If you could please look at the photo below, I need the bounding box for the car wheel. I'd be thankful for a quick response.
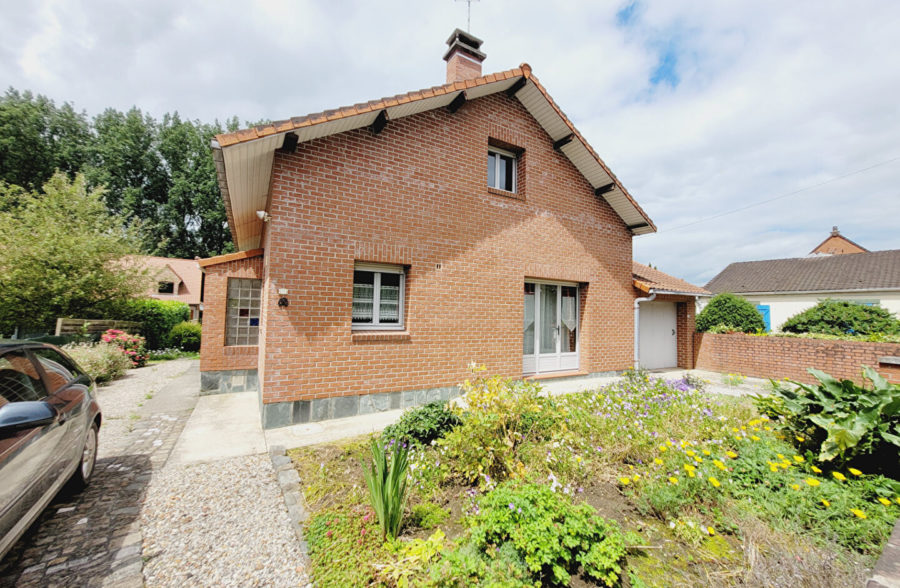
[68,422,98,492]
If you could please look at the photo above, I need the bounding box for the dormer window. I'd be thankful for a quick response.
[488,147,516,192]
[158,281,175,294]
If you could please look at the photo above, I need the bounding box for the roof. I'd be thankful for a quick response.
[212,64,656,251]
[633,262,710,296]
[197,248,264,269]
[705,249,900,294]
[139,256,202,305]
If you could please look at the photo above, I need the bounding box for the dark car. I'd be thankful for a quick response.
[0,342,101,560]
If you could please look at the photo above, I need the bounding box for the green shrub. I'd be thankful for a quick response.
[115,298,190,349]
[758,367,900,471]
[468,482,627,586]
[101,329,147,367]
[382,401,461,447]
[362,437,410,540]
[696,293,766,333]
[63,341,133,383]
[781,299,900,336]
[168,321,201,351]
[410,502,450,529]
[428,540,535,587]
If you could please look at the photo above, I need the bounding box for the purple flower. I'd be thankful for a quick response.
[509,503,515,510]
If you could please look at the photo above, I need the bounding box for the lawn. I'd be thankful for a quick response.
[289,367,900,587]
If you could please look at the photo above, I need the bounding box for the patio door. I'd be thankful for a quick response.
[523,281,579,375]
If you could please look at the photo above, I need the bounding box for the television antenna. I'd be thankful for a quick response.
[455,0,480,32]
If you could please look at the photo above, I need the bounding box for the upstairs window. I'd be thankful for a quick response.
[158,281,175,294]
[352,263,405,330]
[488,147,516,192]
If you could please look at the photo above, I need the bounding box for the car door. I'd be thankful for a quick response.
[0,349,59,550]
[30,347,89,484]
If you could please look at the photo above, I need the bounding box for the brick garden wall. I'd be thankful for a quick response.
[694,333,900,384]
[254,91,636,405]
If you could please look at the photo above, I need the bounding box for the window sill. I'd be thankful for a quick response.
[488,186,525,201]
[224,345,258,353]
[352,331,411,343]
[524,370,588,381]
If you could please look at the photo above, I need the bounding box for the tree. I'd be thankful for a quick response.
[696,292,766,333]
[0,89,92,190]
[0,174,150,335]
[781,299,900,336]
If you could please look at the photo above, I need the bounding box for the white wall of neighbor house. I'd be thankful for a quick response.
[696,290,900,332]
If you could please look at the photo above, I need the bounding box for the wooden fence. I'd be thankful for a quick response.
[55,318,142,336]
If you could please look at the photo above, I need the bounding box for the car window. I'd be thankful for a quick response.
[0,350,49,407]
[32,348,82,393]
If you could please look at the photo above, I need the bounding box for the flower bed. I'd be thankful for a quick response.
[289,368,899,587]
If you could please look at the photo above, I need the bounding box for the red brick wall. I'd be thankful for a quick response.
[251,92,634,404]
[694,333,900,384]
[446,53,482,83]
[200,255,264,372]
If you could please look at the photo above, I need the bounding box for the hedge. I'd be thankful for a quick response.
[116,299,190,349]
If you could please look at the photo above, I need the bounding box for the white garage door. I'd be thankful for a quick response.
[639,301,677,370]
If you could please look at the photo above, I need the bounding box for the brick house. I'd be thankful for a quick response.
[198,30,699,428]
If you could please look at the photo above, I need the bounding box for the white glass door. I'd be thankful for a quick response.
[523,282,579,374]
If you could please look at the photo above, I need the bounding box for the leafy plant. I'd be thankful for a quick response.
[114,298,190,349]
[782,299,900,336]
[759,367,900,469]
[382,401,461,446]
[362,437,410,540]
[722,373,746,387]
[305,507,388,587]
[377,529,446,587]
[100,328,147,367]
[168,320,201,351]
[696,293,766,333]
[410,502,450,529]
[468,482,627,586]
[63,341,134,383]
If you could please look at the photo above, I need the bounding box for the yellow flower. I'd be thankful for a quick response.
[805,478,820,487]
[688,471,696,478]
[713,460,727,471]
[791,484,801,491]
[777,454,786,460]
[793,455,804,463]
[764,426,772,431]
[694,456,703,463]
[796,435,805,442]
[685,450,696,457]
[667,440,674,447]
[731,427,739,433]
[702,449,711,456]
[895,497,900,505]
[709,477,721,488]
[726,451,738,459]
[576,456,582,463]
[833,472,846,481]
[878,497,892,506]
[811,466,822,474]
[751,435,761,441]
[851,509,867,519]
[848,468,862,477]
[669,477,679,485]
[821,499,830,507]
[707,526,715,536]
[659,445,668,452]
[633,474,640,481]
[619,477,631,486]
[654,458,664,465]
[769,465,779,473]
[628,465,634,470]
[780,461,791,469]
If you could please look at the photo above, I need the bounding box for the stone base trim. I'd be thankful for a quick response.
[260,385,461,429]
[200,369,259,395]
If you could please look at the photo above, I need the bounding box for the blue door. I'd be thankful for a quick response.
[756,305,771,332]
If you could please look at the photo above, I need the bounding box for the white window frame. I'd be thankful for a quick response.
[352,262,406,331]
[488,146,517,193]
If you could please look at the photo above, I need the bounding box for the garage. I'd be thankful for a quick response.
[638,301,678,370]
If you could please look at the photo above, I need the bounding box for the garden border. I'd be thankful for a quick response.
[268,445,311,556]
[867,519,900,588]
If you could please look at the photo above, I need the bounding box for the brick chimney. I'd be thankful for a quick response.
[443,28,486,83]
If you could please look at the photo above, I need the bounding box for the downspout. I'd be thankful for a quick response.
[633,291,657,369]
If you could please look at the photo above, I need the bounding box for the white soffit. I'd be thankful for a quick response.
[222,134,282,250]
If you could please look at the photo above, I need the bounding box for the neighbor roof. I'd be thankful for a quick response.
[212,64,656,251]
[140,256,202,305]
[705,249,900,294]
[633,262,710,296]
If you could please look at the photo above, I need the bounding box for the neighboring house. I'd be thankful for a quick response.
[139,256,203,321]
[632,262,710,370]
[198,30,700,429]
[702,230,900,331]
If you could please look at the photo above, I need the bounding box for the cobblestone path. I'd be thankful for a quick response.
[0,359,199,588]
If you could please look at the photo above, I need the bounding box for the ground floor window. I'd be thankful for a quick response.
[352,263,405,330]
[226,278,261,346]
[523,281,579,374]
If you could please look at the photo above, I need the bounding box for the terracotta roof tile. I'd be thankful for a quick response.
[633,262,709,296]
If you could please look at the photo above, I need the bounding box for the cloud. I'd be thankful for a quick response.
[1,0,899,284]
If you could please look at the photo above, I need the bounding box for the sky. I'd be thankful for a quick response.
[2,0,899,285]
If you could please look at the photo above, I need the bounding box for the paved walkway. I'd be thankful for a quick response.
[0,359,198,587]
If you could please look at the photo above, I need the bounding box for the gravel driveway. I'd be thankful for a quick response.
[0,359,309,587]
